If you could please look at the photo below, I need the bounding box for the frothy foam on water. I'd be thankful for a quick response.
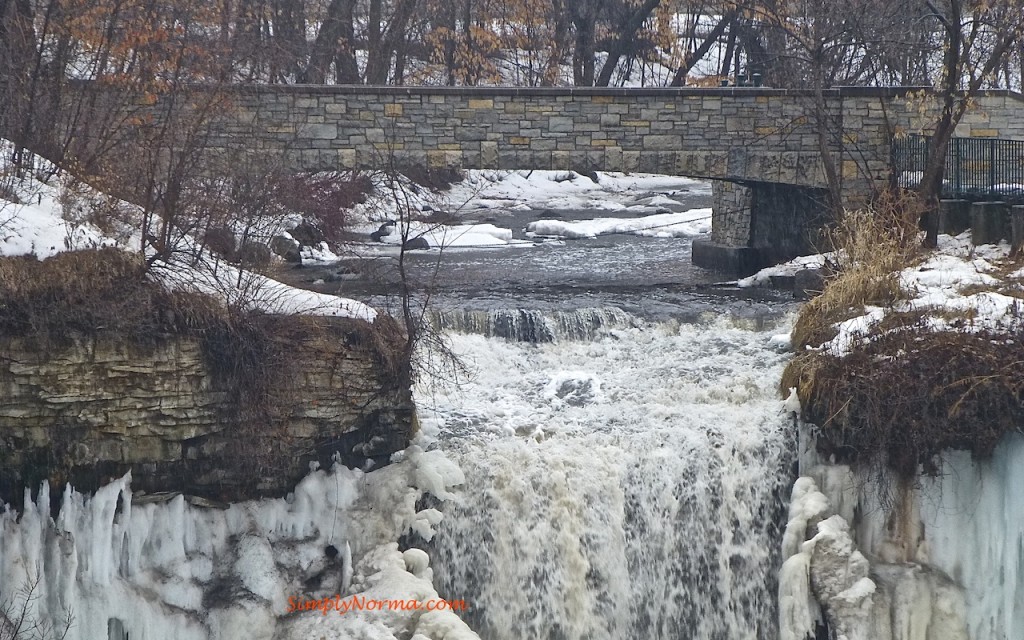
[417,316,797,640]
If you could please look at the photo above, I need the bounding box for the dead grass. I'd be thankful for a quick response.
[784,192,1024,478]
[791,197,922,349]
[0,248,229,346]
[783,318,1024,477]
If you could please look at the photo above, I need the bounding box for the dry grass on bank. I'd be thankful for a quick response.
[790,198,921,350]
[783,316,1024,476]
[783,195,1024,477]
[0,248,229,344]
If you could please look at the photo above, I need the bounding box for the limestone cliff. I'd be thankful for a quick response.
[0,316,415,505]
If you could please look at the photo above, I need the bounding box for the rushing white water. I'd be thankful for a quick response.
[415,309,797,640]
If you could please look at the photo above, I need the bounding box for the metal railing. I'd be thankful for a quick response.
[892,134,1024,199]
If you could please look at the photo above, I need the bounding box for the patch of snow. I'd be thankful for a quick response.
[150,253,378,322]
[738,254,830,288]
[444,170,709,213]
[0,180,119,257]
[804,235,1024,355]
[374,220,531,249]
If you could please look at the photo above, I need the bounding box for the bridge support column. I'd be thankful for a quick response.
[692,181,761,276]
[693,181,833,276]
[971,201,1009,245]
[938,199,971,235]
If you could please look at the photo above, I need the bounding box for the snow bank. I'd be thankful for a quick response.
[150,252,377,321]
[445,170,710,212]
[373,220,530,249]
[738,253,831,288]
[786,232,1024,355]
[0,148,377,323]
[0,179,115,258]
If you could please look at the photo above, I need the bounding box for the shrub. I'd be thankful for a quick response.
[276,171,373,244]
[401,166,463,192]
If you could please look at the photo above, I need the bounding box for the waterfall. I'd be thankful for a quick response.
[426,307,641,342]
[416,315,797,640]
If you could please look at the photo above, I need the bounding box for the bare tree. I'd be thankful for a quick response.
[917,0,1023,247]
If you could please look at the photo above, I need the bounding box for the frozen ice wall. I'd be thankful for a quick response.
[417,312,797,640]
[916,435,1024,639]
[788,432,1024,640]
[0,446,477,640]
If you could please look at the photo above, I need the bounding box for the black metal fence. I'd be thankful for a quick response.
[891,134,1024,200]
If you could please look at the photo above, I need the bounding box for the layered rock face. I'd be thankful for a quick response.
[0,317,415,504]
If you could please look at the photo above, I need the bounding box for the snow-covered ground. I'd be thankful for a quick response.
[344,170,712,253]
[0,156,376,321]
[0,173,116,258]
[739,231,1024,355]
[370,220,533,250]
[526,208,711,239]
[824,234,1019,356]
[447,170,711,213]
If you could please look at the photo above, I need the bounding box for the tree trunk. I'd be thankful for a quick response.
[365,0,418,84]
[302,0,359,83]
[595,0,660,87]
[670,12,734,86]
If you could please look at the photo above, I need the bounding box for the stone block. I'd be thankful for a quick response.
[971,201,1009,245]
[481,141,498,167]
[548,116,574,133]
[691,239,764,276]
[642,135,679,150]
[455,128,487,142]
[299,123,337,140]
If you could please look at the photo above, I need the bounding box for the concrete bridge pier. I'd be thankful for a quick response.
[692,181,832,276]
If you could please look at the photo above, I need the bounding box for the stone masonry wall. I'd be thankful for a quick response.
[201,87,1022,196]
[0,319,414,503]
[218,86,843,189]
[711,181,752,246]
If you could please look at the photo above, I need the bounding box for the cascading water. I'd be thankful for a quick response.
[414,307,798,640]
[427,307,640,342]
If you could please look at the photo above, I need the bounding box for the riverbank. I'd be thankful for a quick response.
[766,213,1024,639]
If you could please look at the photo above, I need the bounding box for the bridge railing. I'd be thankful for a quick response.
[892,134,1024,200]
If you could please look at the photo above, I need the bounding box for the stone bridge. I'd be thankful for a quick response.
[54,84,1023,273]
[211,85,1023,273]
